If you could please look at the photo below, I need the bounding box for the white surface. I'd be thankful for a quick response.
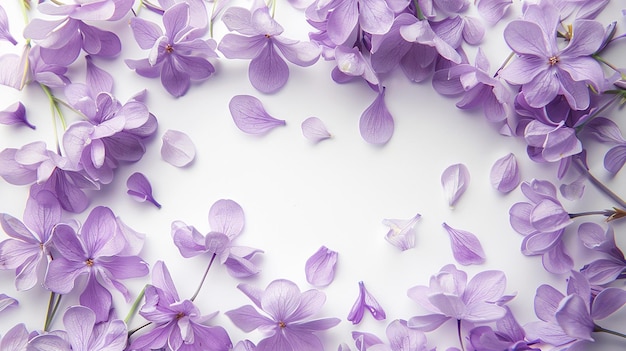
[0,1,624,350]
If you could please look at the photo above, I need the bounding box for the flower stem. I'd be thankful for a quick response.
[595,324,626,339]
[40,84,67,154]
[573,158,626,208]
[43,292,62,331]
[190,253,217,302]
[128,321,152,337]
[593,54,626,78]
[569,210,615,219]
[124,286,146,325]
[457,319,465,351]
[493,51,515,78]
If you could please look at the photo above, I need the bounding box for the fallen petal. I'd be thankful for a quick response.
[441,163,470,207]
[443,222,486,265]
[490,153,519,193]
[383,213,421,251]
[347,281,386,324]
[0,294,18,313]
[305,245,338,287]
[359,88,394,145]
[229,95,286,134]
[0,102,35,129]
[126,172,161,208]
[301,117,331,143]
[161,129,196,167]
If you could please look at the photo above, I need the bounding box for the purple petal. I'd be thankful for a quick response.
[462,16,484,45]
[347,281,386,324]
[591,287,626,320]
[225,305,275,332]
[0,5,17,45]
[555,294,594,341]
[542,241,574,274]
[0,102,35,129]
[489,153,520,193]
[359,89,394,145]
[86,55,113,95]
[229,95,286,134]
[171,221,207,257]
[441,163,470,207]
[464,270,506,304]
[476,0,512,25]
[301,117,331,143]
[130,17,163,50]
[442,222,486,265]
[604,145,626,174]
[529,199,572,232]
[358,0,394,35]
[0,294,18,313]
[273,37,320,67]
[249,43,289,94]
[584,117,626,144]
[559,176,585,200]
[209,199,245,239]
[161,58,191,97]
[161,129,196,167]
[383,213,421,251]
[126,172,161,208]
[305,246,338,287]
[0,324,29,350]
[407,314,450,332]
[63,305,96,350]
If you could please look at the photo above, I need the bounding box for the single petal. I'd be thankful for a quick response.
[542,240,574,274]
[161,58,190,97]
[261,279,301,321]
[441,163,470,207]
[462,16,484,45]
[604,145,626,174]
[126,172,161,208]
[406,313,450,332]
[490,153,520,193]
[209,199,245,239]
[85,55,113,96]
[161,129,196,167]
[305,246,338,287]
[383,213,421,251]
[171,221,206,257]
[301,117,331,143]
[229,95,286,134]
[503,20,550,57]
[225,305,275,332]
[273,37,320,67]
[591,287,626,320]
[463,270,506,305]
[555,295,594,341]
[442,222,486,265]
[358,0,394,35]
[530,199,572,232]
[63,305,96,350]
[0,294,18,313]
[359,89,394,145]
[249,43,289,94]
[476,0,512,25]
[130,17,163,50]
[0,102,35,129]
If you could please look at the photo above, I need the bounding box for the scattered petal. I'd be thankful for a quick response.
[383,213,421,251]
[559,176,585,200]
[229,95,286,134]
[301,117,331,143]
[161,129,196,167]
[126,172,161,208]
[0,102,35,129]
[443,222,486,265]
[305,246,338,287]
[490,153,519,193]
[347,281,386,324]
[359,88,394,145]
[0,294,18,313]
[441,163,470,207]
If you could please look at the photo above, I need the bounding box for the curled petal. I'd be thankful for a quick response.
[359,89,394,145]
[347,281,386,324]
[441,163,470,207]
[489,153,519,193]
[301,117,331,143]
[476,0,512,25]
[161,129,196,167]
[126,172,161,208]
[442,222,486,265]
[229,95,286,134]
[0,102,34,129]
[305,246,338,287]
[0,294,18,313]
[383,213,421,251]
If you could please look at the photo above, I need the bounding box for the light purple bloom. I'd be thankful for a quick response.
[128,261,232,351]
[407,264,507,331]
[225,279,341,351]
[468,306,538,351]
[442,223,486,266]
[62,305,127,351]
[383,213,421,251]
[302,117,332,143]
[127,172,161,208]
[498,3,605,109]
[126,2,218,97]
[161,129,196,167]
[0,4,17,45]
[490,153,520,193]
[218,5,320,93]
[399,17,462,65]
[347,281,386,324]
[0,44,70,91]
[0,294,17,314]
[578,223,626,285]
[229,95,286,135]
[360,88,394,145]
[305,245,338,287]
[441,163,470,207]
[44,206,149,322]
[0,102,34,129]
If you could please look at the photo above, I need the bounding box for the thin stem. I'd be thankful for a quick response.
[493,51,515,78]
[43,292,62,331]
[594,324,626,339]
[569,210,615,219]
[128,321,152,337]
[593,54,626,78]
[456,319,465,351]
[209,0,219,38]
[190,253,217,302]
[125,286,146,324]
[573,158,626,208]
[40,84,67,154]
[20,0,30,25]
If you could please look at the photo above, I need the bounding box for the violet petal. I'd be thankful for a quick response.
[442,222,486,265]
[305,246,338,287]
[229,95,286,134]
[161,129,196,167]
[301,117,331,143]
[126,172,161,208]
[489,153,519,193]
[441,163,470,207]
[0,294,18,313]
[0,102,35,129]
[347,281,386,324]
[383,213,421,251]
[359,88,394,145]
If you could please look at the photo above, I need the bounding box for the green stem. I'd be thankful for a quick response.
[43,292,62,331]
[124,286,146,325]
[595,324,626,339]
[190,253,217,302]
[20,0,30,25]
[40,84,66,154]
[209,0,219,38]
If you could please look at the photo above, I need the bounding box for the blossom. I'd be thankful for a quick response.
[218,5,320,93]
[382,213,421,251]
[128,261,232,351]
[407,264,508,331]
[126,2,218,97]
[347,281,386,324]
[305,246,338,287]
[44,206,149,322]
[498,3,605,110]
[225,279,340,351]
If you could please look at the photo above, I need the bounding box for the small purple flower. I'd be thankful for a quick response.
[225,279,341,351]
[161,129,196,167]
[347,281,386,324]
[229,95,286,135]
[490,153,520,193]
[441,163,470,207]
[127,172,161,208]
[442,222,486,266]
[383,213,421,251]
[62,305,127,351]
[305,245,338,287]
[0,102,35,129]
[301,117,332,143]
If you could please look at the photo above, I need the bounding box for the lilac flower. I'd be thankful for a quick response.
[498,3,605,109]
[218,5,320,93]
[360,88,394,145]
[172,199,263,278]
[407,264,507,331]
[44,206,149,322]
[225,279,341,351]
[490,153,520,193]
[128,261,232,351]
[475,0,513,25]
[0,294,17,314]
[0,102,35,129]
[0,190,60,290]
[62,305,127,351]
[382,213,421,251]
[229,95,286,135]
[302,117,332,143]
[127,172,161,208]
[399,17,462,65]
[578,223,626,285]
[305,245,338,287]
[0,4,17,45]
[0,45,70,91]
[442,223,486,266]
[347,281,386,324]
[332,45,380,86]
[161,129,196,167]
[468,307,538,351]
[126,3,218,97]
[441,163,470,207]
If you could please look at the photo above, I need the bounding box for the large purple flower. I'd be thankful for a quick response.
[498,3,605,110]
[218,5,320,93]
[126,2,218,97]
[225,279,341,351]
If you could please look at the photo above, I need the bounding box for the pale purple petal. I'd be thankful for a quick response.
[226,305,275,333]
[462,16,484,45]
[130,17,163,50]
[0,324,29,351]
[407,314,450,332]
[584,117,626,144]
[560,176,585,200]
[529,199,572,232]
[126,172,161,208]
[591,287,626,320]
[63,305,96,350]
[171,221,206,257]
[0,294,18,313]
[555,294,594,341]
[249,43,289,94]
[161,129,196,167]
[358,0,394,35]
[161,58,190,97]
[305,246,338,287]
[604,145,626,174]
[503,20,550,57]
[383,213,421,251]
[347,281,386,324]
[301,117,331,143]
[0,102,35,129]
[359,89,394,145]
[489,153,520,193]
[476,0,512,25]
[209,199,245,238]
[464,270,506,305]
[0,5,17,45]
[441,163,470,207]
[86,55,113,95]
[229,95,286,134]
[273,37,320,67]
[542,241,574,274]
[442,222,486,265]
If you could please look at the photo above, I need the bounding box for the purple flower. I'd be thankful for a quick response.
[172,199,263,278]
[499,3,605,109]
[305,246,338,287]
[128,261,232,351]
[0,102,35,129]
[490,153,520,193]
[0,45,70,91]
[161,129,196,167]
[407,264,508,331]
[44,206,149,322]
[442,222,486,266]
[126,2,218,97]
[127,172,161,208]
[332,45,380,86]
[441,163,470,207]
[229,95,286,135]
[0,190,60,290]
[0,4,17,45]
[347,281,386,324]
[225,279,341,351]
[218,5,320,93]
[382,213,421,251]
[468,307,538,351]
[62,305,127,351]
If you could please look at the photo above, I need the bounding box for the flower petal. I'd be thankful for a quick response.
[442,222,486,265]
[489,153,520,193]
[161,129,196,167]
[249,43,289,94]
[229,95,286,134]
[126,172,161,208]
[383,213,421,251]
[359,89,394,145]
[305,246,338,287]
[0,102,35,129]
[301,117,331,143]
[441,163,470,207]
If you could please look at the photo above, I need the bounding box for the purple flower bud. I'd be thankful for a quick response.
[347,281,386,324]
[229,95,286,135]
[305,245,338,287]
[490,153,520,193]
